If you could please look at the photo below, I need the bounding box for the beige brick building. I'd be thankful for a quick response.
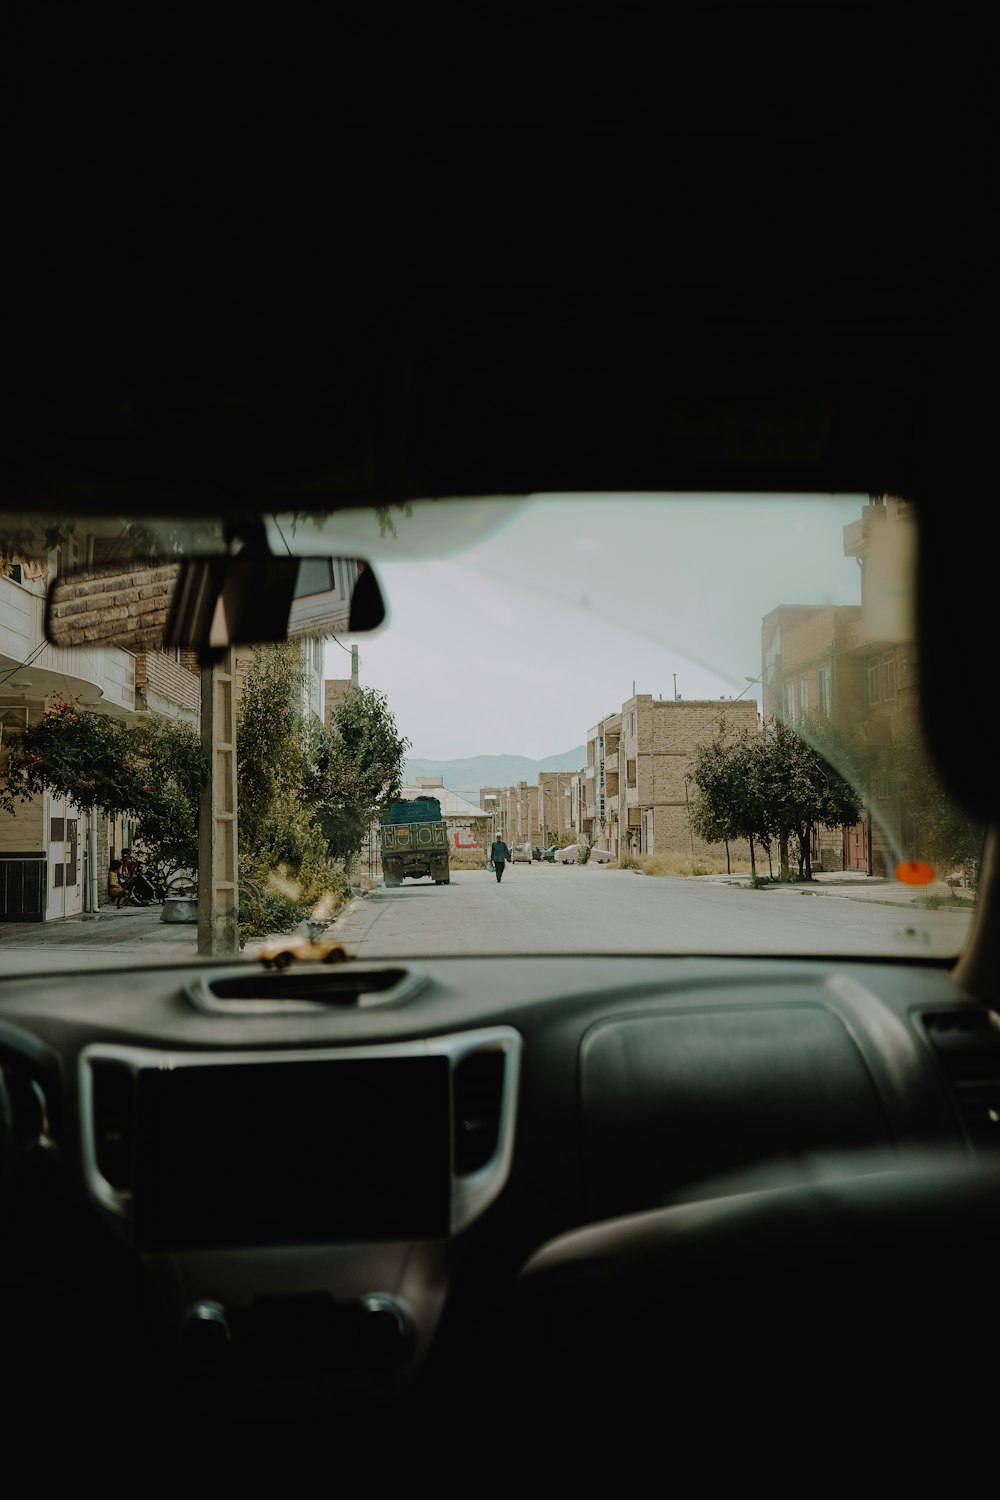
[536,770,577,845]
[480,782,538,848]
[585,696,760,861]
[759,495,920,875]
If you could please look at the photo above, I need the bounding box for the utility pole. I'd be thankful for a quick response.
[198,650,239,956]
[351,643,359,687]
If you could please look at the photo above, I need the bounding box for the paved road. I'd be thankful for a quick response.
[332,865,973,960]
[0,866,974,974]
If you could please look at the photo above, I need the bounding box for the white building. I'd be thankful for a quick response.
[0,540,203,921]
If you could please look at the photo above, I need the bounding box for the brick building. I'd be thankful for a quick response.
[480,782,537,849]
[585,695,760,860]
[758,495,920,874]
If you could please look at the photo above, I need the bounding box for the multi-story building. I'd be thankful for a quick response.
[759,604,865,870]
[759,495,919,875]
[536,770,579,845]
[479,782,538,849]
[586,695,759,860]
[1,544,200,920]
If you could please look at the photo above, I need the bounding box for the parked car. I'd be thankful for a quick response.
[552,844,578,863]
[587,846,614,864]
[510,843,533,863]
[2,2,998,1478]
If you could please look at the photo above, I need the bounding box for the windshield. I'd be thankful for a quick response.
[0,493,980,970]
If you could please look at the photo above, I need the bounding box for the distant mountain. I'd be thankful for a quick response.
[403,748,586,803]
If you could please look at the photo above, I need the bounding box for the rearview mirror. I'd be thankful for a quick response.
[45,554,386,660]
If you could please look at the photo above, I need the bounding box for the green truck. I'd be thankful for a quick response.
[380,797,451,886]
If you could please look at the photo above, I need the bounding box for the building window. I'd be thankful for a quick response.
[867,657,880,706]
[881,651,896,701]
[784,682,797,722]
[799,678,809,715]
[817,666,831,714]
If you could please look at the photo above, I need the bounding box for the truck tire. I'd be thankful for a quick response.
[432,857,450,884]
[384,863,402,888]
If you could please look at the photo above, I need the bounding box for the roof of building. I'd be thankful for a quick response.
[397,785,487,820]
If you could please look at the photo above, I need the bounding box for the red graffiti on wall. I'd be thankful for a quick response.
[452,832,482,849]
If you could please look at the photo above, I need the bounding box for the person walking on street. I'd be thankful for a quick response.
[490,836,511,883]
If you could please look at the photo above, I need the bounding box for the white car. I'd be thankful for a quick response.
[553,844,612,864]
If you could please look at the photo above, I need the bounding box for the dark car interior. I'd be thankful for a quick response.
[4,2,1000,1466]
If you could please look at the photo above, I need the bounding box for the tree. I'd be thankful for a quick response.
[235,643,349,939]
[310,685,410,864]
[760,717,862,880]
[687,714,864,883]
[1,698,204,876]
[687,718,769,879]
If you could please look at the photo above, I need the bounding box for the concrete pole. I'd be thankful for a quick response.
[198,650,239,956]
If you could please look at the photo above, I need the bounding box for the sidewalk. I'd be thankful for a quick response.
[692,869,972,907]
[0,901,202,972]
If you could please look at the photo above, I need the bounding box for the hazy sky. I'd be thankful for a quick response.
[321,494,867,763]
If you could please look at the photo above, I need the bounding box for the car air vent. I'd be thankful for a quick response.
[921,1009,1000,1155]
[89,1058,135,1191]
[453,1048,507,1175]
[184,966,428,1014]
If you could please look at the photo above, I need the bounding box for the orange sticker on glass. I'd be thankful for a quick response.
[896,860,935,886]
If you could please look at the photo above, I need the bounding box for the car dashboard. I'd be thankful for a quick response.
[2,950,998,1442]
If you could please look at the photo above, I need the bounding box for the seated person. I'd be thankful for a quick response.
[108,859,125,906]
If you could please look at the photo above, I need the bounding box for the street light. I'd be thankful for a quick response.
[730,673,762,704]
[540,786,558,845]
[483,794,497,848]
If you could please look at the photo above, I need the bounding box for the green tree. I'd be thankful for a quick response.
[687,714,864,883]
[309,685,411,864]
[235,643,349,939]
[688,718,769,879]
[1,698,204,875]
[761,717,862,880]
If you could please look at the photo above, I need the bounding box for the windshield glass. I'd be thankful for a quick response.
[0,493,980,970]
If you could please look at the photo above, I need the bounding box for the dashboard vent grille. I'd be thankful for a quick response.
[922,1009,1000,1155]
[453,1049,506,1175]
[89,1059,135,1190]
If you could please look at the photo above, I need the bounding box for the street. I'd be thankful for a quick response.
[0,864,973,974]
[311,864,972,960]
